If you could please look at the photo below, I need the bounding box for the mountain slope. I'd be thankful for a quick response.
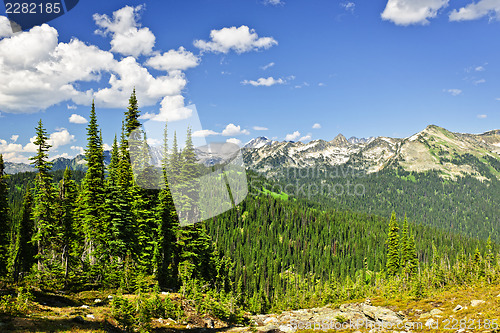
[243,125,500,180]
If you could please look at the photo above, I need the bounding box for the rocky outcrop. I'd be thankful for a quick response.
[228,301,405,332]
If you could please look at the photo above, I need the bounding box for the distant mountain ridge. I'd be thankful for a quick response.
[5,125,500,181]
[242,125,500,180]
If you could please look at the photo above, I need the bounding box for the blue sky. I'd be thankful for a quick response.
[0,0,499,163]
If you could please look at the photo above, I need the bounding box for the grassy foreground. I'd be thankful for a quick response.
[1,283,500,332]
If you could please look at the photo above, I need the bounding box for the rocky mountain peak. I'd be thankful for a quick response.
[330,133,348,146]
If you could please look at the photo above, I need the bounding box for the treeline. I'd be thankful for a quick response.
[270,165,500,241]
[205,191,499,312]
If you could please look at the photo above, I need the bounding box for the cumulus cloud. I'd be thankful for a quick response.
[0,24,114,113]
[253,126,269,131]
[222,124,250,136]
[381,0,449,25]
[1,128,74,162]
[49,153,71,160]
[48,128,75,150]
[450,0,500,21]
[94,5,155,57]
[194,25,277,54]
[299,134,312,141]
[67,104,77,110]
[69,114,88,124]
[241,77,286,86]
[71,145,85,155]
[285,131,300,141]
[226,138,242,146]
[0,16,14,38]
[145,47,200,72]
[312,123,321,129]
[193,129,219,138]
[444,88,462,96]
[140,95,193,122]
[477,114,487,119]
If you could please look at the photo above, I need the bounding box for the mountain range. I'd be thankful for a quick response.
[5,125,500,181]
[242,125,500,180]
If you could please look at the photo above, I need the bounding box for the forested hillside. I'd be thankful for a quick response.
[1,91,499,332]
[269,166,500,242]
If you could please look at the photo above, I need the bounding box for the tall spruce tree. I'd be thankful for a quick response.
[386,211,399,276]
[30,120,56,272]
[10,186,35,282]
[0,154,10,277]
[58,167,77,279]
[77,102,107,267]
[125,88,141,136]
[155,122,178,287]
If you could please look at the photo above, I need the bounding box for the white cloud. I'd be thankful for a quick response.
[0,24,115,113]
[261,62,275,70]
[140,95,193,122]
[285,131,301,141]
[91,56,188,110]
[145,47,200,72]
[264,0,284,5]
[1,152,29,164]
[241,77,285,86]
[474,79,486,85]
[93,5,155,57]
[299,134,312,141]
[69,114,88,124]
[49,153,71,160]
[71,145,85,155]
[450,0,500,21]
[222,124,250,136]
[381,0,449,25]
[194,25,277,54]
[193,129,219,138]
[477,114,487,119]
[67,104,77,110]
[226,138,242,146]
[1,128,74,162]
[147,138,161,146]
[341,1,356,12]
[318,82,325,86]
[48,128,75,150]
[312,123,321,129]
[475,66,486,71]
[103,143,112,151]
[0,16,14,38]
[253,126,269,131]
[444,88,462,96]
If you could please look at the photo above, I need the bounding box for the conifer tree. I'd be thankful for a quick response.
[175,128,215,282]
[155,122,178,287]
[0,154,10,277]
[105,136,133,260]
[77,102,107,266]
[58,167,77,279]
[125,88,141,136]
[385,211,399,276]
[407,233,418,276]
[30,120,56,272]
[399,214,409,269]
[10,186,35,282]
